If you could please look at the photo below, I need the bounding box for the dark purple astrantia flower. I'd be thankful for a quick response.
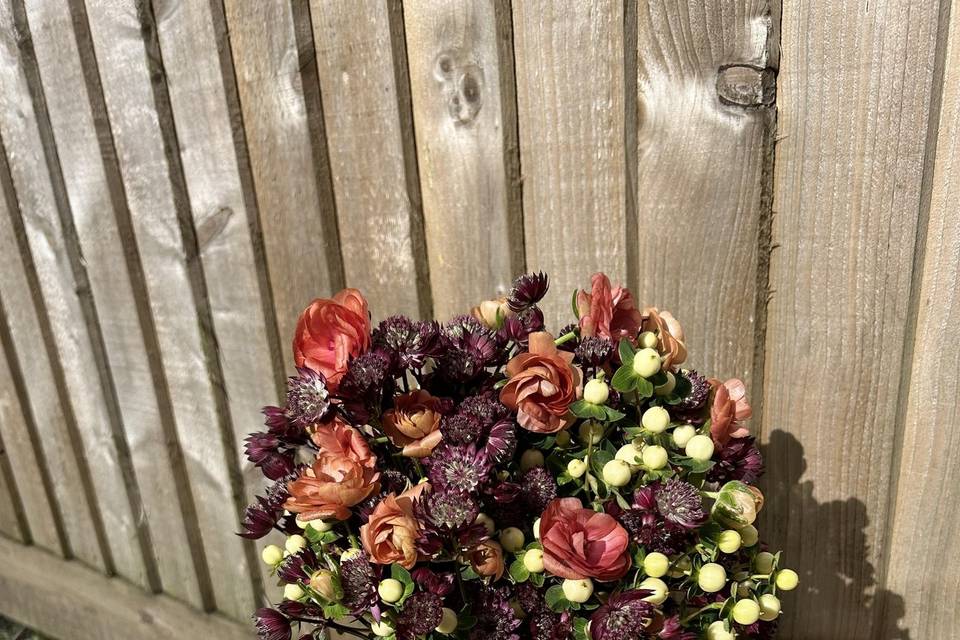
[412,567,455,596]
[459,393,510,426]
[576,336,614,367]
[239,471,298,539]
[397,592,444,640]
[285,367,332,426]
[485,418,517,464]
[615,482,701,555]
[425,443,492,494]
[244,431,296,480]
[500,306,546,345]
[529,611,573,640]
[339,350,390,399]
[254,607,291,640]
[276,546,318,584]
[707,436,764,484]
[339,550,378,613]
[438,315,500,381]
[658,616,696,640]
[416,490,487,554]
[590,590,662,640]
[468,584,522,640]
[442,413,485,445]
[521,467,557,513]
[373,315,442,373]
[655,479,707,529]
[672,370,710,425]
[507,271,549,312]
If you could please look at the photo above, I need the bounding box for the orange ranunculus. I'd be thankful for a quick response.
[293,289,371,390]
[709,378,751,448]
[471,298,511,330]
[360,483,429,569]
[575,273,643,341]
[641,307,686,369]
[499,332,581,434]
[310,418,378,471]
[540,497,631,582]
[468,540,505,581]
[381,390,444,458]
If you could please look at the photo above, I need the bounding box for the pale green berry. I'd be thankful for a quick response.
[706,620,736,640]
[740,524,759,547]
[261,544,284,566]
[717,530,742,554]
[754,552,776,575]
[632,348,662,377]
[285,534,307,555]
[436,608,458,634]
[283,583,305,601]
[499,527,525,553]
[533,518,541,539]
[638,577,668,604]
[584,379,610,405]
[340,548,363,562]
[615,443,641,465]
[775,569,799,591]
[654,371,677,396]
[578,421,605,445]
[371,620,395,637]
[759,593,781,621]
[641,406,670,433]
[520,449,545,471]
[732,599,761,625]
[475,513,495,535]
[642,445,668,470]
[638,331,658,349]
[523,548,544,573]
[685,434,715,461]
[378,578,404,603]
[698,563,727,593]
[642,552,669,578]
[602,459,632,487]
[555,430,572,447]
[672,425,697,449]
[567,458,588,478]
[562,578,594,603]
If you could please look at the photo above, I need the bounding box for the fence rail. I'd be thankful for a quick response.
[0,1,956,638]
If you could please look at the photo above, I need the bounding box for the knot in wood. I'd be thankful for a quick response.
[716,64,776,108]
[433,49,484,125]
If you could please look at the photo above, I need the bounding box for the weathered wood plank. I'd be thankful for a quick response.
[0,427,22,541]
[512,1,627,328]
[223,0,342,342]
[0,537,253,640]
[0,0,145,581]
[635,0,777,391]
[403,0,521,319]
[881,3,960,635]
[309,0,428,321]
[82,0,256,617]
[762,0,943,637]
[22,0,206,605]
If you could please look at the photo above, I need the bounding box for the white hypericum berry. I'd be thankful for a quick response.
[584,379,610,405]
[642,552,669,578]
[632,348,662,377]
[602,459,632,487]
[732,599,761,625]
[638,331,658,349]
[475,513,496,535]
[717,529,742,554]
[520,449,545,471]
[285,534,307,555]
[578,421,605,445]
[759,593,782,621]
[615,443,641,465]
[499,527,525,553]
[533,518,542,539]
[642,445,668,470]
[261,544,284,566]
[567,458,588,478]
[685,434,715,461]
[371,620,395,637]
[706,620,735,640]
[654,371,677,396]
[523,548,545,573]
[436,608,459,634]
[740,524,759,547]
[562,578,594,603]
[754,551,776,575]
[775,569,799,591]
[555,430,572,447]
[378,578,404,603]
[638,577,668,604]
[641,406,670,433]
[698,563,727,593]
[672,425,697,449]
[283,583,305,601]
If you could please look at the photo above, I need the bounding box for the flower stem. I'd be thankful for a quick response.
[554,331,577,346]
[680,602,723,624]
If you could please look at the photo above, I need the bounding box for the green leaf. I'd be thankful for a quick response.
[603,406,626,422]
[674,455,715,474]
[572,290,581,319]
[322,603,350,620]
[618,338,635,363]
[611,365,637,393]
[648,370,668,386]
[391,564,415,603]
[589,449,614,476]
[545,585,569,612]
[573,618,589,640]
[509,559,530,583]
[529,571,545,587]
[635,377,654,399]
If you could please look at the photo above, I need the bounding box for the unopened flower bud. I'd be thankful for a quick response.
[261,544,284,566]
[378,578,404,603]
[638,577,668,604]
[371,620,395,637]
[285,534,307,555]
[499,527,525,553]
[775,568,799,591]
[706,621,735,640]
[283,583,305,601]
[567,458,588,478]
[474,299,509,329]
[310,569,339,601]
[632,348,662,377]
[642,445,668,470]
[520,449,545,471]
[584,379,610,405]
[578,421,605,445]
[641,406,670,433]
[642,552,669,578]
[562,578,594,603]
[685,434,715,461]
[712,481,764,529]
[698,563,727,593]
[523,548,544,573]
[717,530,742,554]
[732,599,761,625]
[654,371,677,396]
[638,331,658,349]
[759,593,781,621]
[740,524,759,547]
[672,425,697,449]
[436,608,458,634]
[602,459,632,487]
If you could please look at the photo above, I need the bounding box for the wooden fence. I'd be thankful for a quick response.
[0,0,955,638]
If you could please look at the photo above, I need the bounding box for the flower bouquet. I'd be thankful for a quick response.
[241,272,797,640]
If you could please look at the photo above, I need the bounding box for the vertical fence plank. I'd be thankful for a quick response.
[81,0,255,618]
[0,0,148,585]
[635,0,777,391]
[309,0,430,321]
[223,0,342,342]
[882,4,960,634]
[0,427,22,541]
[763,1,943,637]
[512,0,627,327]
[403,0,522,319]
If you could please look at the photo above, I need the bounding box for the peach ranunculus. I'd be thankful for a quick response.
[540,497,631,582]
[468,540,505,581]
[293,289,371,390]
[382,390,444,458]
[285,422,380,521]
[471,297,512,330]
[575,273,643,341]
[360,483,429,569]
[499,332,581,434]
[640,307,686,370]
[709,378,751,448]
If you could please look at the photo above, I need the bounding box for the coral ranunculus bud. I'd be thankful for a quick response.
[641,406,670,433]
[732,598,761,625]
[632,348,661,377]
[776,568,799,591]
[261,545,284,566]
[759,593,782,621]
[685,434,715,461]
[378,578,404,603]
[642,552,669,578]
[602,459,632,487]
[436,608,458,634]
[712,481,764,530]
[523,548,545,573]
[567,458,588,478]
[562,578,594,603]
[638,577,668,604]
[584,379,610,405]
[698,563,727,593]
[641,445,668,470]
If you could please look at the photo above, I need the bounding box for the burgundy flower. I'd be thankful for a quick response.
[425,443,492,494]
[507,271,550,312]
[412,567,455,596]
[576,336,614,367]
[244,432,296,481]
[239,472,298,539]
[655,479,707,530]
[339,350,390,400]
[339,550,378,613]
[500,306,546,345]
[373,315,442,373]
[707,436,764,484]
[468,584,522,640]
[397,592,444,639]
[515,582,546,615]
[277,546,318,584]
[520,467,557,513]
[442,413,485,446]
[672,371,710,424]
[254,608,291,640]
[615,483,701,555]
[485,419,517,464]
[590,590,662,640]
[285,367,332,427]
[530,611,573,640]
[658,617,696,640]
[459,394,510,426]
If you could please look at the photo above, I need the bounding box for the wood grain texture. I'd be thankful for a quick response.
[635,0,776,391]
[22,0,204,605]
[82,0,255,618]
[223,0,342,343]
[762,0,943,637]
[0,426,22,541]
[0,537,252,640]
[404,0,522,319]
[880,3,960,635]
[310,0,430,321]
[0,0,146,582]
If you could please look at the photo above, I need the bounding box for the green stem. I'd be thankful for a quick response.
[680,602,724,624]
[554,331,577,346]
